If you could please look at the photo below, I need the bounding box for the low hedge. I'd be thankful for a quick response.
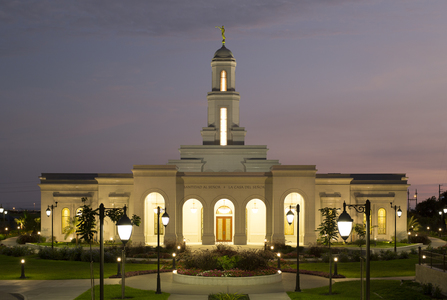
[179,245,275,271]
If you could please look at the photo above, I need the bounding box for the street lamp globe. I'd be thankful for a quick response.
[0,204,4,214]
[397,207,402,217]
[46,206,51,217]
[161,210,170,227]
[117,210,133,245]
[443,207,447,214]
[286,206,294,225]
[337,207,353,241]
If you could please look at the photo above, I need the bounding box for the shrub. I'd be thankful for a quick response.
[306,243,325,258]
[350,250,362,262]
[379,250,398,261]
[410,248,418,255]
[180,249,218,270]
[0,234,5,240]
[213,244,238,257]
[0,245,34,257]
[422,282,433,295]
[432,285,443,299]
[217,255,239,270]
[16,233,41,244]
[209,292,248,300]
[236,249,272,271]
[337,250,350,263]
[37,246,54,259]
[369,251,380,261]
[398,251,409,259]
[409,234,430,245]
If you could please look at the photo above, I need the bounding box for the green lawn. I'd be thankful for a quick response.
[0,255,158,280]
[31,242,121,248]
[287,280,431,300]
[74,285,169,300]
[331,241,411,248]
[292,255,419,278]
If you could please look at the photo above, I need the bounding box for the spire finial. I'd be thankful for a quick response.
[215,25,225,45]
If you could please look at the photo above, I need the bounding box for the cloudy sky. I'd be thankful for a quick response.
[1,0,446,210]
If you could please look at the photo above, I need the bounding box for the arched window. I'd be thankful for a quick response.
[61,208,70,234]
[378,208,386,234]
[220,70,227,91]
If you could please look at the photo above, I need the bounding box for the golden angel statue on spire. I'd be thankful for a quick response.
[215,25,225,45]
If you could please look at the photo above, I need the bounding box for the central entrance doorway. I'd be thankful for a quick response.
[216,216,232,242]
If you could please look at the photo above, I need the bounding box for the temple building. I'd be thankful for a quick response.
[39,40,409,246]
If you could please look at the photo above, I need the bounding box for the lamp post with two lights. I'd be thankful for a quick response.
[337,200,371,300]
[390,203,402,253]
[45,202,58,251]
[156,206,170,294]
[286,204,301,292]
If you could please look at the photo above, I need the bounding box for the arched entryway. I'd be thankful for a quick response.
[214,199,235,243]
[182,199,203,244]
[246,199,266,244]
[284,192,304,245]
[144,192,165,245]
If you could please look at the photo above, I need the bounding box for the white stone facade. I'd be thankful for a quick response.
[39,43,409,246]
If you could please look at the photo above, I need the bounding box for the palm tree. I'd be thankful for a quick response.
[63,216,79,245]
[407,215,421,231]
[14,211,28,233]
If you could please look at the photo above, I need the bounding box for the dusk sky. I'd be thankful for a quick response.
[1,0,446,210]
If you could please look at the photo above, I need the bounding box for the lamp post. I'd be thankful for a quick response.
[156,206,170,294]
[334,257,338,276]
[45,202,58,251]
[0,204,4,227]
[337,200,371,300]
[172,253,176,270]
[286,204,301,292]
[20,259,26,279]
[116,205,133,300]
[117,257,122,277]
[390,203,402,253]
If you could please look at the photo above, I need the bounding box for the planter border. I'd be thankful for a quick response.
[173,270,282,286]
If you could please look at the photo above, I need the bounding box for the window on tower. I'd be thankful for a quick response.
[220,107,227,146]
[220,70,227,91]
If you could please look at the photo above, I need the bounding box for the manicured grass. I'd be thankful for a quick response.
[74,285,169,300]
[331,242,411,248]
[292,255,419,278]
[31,242,122,248]
[0,255,158,280]
[287,280,431,300]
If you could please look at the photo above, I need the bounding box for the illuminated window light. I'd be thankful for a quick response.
[220,107,227,146]
[191,201,197,214]
[220,70,227,91]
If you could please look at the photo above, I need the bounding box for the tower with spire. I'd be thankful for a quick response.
[168,39,280,172]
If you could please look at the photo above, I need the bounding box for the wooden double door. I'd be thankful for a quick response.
[216,216,232,242]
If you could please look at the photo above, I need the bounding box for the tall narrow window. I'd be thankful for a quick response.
[220,107,227,146]
[220,70,227,91]
[378,208,386,234]
[61,208,70,234]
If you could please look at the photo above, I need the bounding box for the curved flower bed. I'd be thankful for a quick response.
[177,267,278,277]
